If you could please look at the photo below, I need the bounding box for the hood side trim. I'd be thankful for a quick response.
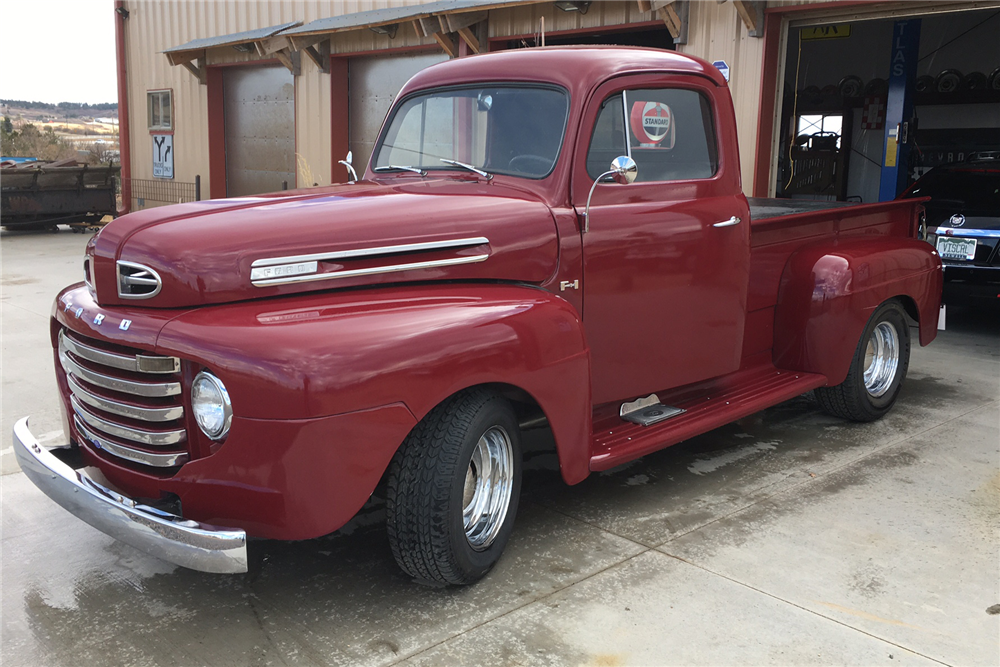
[250,236,490,268]
[252,253,490,288]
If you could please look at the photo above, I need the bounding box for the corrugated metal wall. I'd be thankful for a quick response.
[489,2,649,38]
[677,1,765,195]
[125,0,436,209]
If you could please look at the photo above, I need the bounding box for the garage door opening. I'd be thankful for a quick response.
[775,8,1000,203]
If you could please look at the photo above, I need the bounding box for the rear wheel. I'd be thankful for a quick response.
[386,388,522,585]
[815,300,911,422]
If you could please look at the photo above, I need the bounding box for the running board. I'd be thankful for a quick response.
[590,367,827,472]
[620,394,685,426]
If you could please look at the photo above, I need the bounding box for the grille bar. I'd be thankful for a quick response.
[74,417,189,468]
[59,346,181,398]
[61,327,189,469]
[60,330,181,375]
[67,375,184,422]
[71,396,187,447]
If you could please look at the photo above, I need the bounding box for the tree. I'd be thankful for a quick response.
[1,121,77,161]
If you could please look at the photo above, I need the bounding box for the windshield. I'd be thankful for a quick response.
[372,85,570,179]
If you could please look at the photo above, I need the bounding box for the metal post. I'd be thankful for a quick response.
[194,175,201,201]
[878,19,921,202]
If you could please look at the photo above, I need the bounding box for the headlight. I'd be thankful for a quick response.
[191,371,232,440]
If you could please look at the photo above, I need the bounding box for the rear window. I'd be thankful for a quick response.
[905,169,1000,213]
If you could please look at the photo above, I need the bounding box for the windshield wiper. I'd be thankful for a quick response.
[440,159,493,181]
[373,165,427,176]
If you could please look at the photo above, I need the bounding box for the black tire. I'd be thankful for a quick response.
[815,300,911,422]
[386,388,522,585]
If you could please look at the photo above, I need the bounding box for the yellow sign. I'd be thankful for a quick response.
[801,24,852,41]
[885,136,898,167]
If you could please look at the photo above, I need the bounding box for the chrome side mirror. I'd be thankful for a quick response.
[584,156,637,233]
[338,150,358,183]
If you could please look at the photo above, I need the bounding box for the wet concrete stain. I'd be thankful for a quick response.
[896,375,962,405]
[1,275,40,286]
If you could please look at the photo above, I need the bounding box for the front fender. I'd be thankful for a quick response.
[156,283,592,484]
[773,236,942,385]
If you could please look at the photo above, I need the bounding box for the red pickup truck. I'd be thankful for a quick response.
[15,47,942,585]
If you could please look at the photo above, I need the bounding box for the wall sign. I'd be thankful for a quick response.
[712,60,730,82]
[152,134,174,179]
[801,24,852,41]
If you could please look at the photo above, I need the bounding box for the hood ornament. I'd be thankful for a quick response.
[949,213,965,227]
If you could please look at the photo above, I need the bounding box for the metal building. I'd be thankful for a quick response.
[114,0,1000,212]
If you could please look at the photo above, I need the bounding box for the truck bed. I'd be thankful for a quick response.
[748,197,859,222]
[743,197,924,359]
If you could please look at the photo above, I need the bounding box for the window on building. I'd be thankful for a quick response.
[796,114,842,149]
[147,90,172,131]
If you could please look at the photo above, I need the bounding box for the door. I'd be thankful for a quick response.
[223,65,295,197]
[349,53,449,174]
[576,75,751,405]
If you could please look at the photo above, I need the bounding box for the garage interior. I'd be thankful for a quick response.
[775,7,1000,203]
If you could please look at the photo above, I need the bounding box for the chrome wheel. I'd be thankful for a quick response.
[863,321,899,398]
[462,426,514,551]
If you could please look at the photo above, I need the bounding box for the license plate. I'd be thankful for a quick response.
[936,236,976,261]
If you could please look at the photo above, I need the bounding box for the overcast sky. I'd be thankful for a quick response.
[2,0,117,104]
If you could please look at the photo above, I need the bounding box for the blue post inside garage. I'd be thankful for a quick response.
[878,18,921,202]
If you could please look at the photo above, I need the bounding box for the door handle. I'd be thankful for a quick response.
[713,216,741,228]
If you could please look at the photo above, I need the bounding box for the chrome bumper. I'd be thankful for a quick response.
[13,417,247,574]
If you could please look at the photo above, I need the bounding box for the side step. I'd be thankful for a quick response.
[620,394,685,426]
[590,367,827,471]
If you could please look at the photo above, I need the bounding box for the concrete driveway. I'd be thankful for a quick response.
[2,227,998,666]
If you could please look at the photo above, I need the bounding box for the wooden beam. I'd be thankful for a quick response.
[432,31,458,58]
[656,2,682,39]
[733,0,765,37]
[303,39,330,74]
[166,49,205,67]
[441,11,487,33]
[415,16,440,38]
[274,49,301,76]
[636,0,652,12]
[287,33,326,51]
[256,35,291,56]
[181,57,207,85]
[457,27,480,54]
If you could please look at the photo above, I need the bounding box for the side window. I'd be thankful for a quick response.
[586,88,719,183]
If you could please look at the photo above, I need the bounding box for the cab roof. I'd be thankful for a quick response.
[400,46,728,99]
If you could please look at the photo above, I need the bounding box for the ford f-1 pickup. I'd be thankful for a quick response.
[14,47,942,585]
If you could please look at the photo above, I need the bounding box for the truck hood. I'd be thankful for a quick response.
[89,179,560,308]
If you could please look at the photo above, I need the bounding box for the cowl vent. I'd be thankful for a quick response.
[117,261,162,299]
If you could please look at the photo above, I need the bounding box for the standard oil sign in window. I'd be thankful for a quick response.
[148,90,173,179]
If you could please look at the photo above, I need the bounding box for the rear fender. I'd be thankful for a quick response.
[773,237,942,385]
[157,283,592,485]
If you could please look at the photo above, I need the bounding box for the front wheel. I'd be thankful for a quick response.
[386,388,522,585]
[815,300,911,422]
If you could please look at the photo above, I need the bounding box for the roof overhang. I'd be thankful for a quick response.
[283,0,537,57]
[162,0,695,82]
[163,21,303,82]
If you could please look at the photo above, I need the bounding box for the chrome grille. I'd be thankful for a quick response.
[59,329,188,468]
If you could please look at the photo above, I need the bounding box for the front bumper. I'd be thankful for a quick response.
[13,417,248,574]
